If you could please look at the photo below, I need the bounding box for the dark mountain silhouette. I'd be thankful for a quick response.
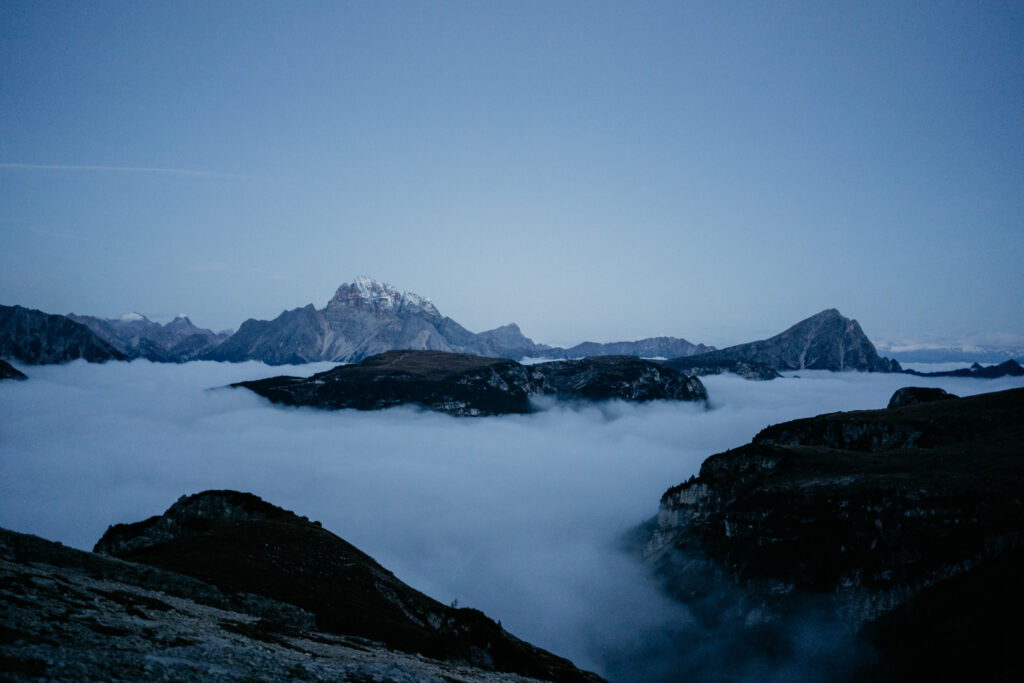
[92,490,603,682]
[233,350,707,416]
[0,304,125,364]
[642,387,1024,682]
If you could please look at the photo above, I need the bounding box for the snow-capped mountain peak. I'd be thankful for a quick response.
[119,312,147,322]
[328,277,409,313]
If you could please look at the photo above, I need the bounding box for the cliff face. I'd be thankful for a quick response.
[643,387,1024,680]
[233,350,707,416]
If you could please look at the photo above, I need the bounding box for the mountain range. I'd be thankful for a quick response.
[1,278,903,375]
[204,277,712,365]
[67,312,230,362]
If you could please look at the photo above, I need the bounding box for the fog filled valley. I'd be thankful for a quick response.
[3,359,1023,681]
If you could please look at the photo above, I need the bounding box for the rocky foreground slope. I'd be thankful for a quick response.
[642,387,1024,681]
[1,491,602,682]
[233,350,707,416]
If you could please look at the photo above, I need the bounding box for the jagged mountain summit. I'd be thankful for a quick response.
[204,276,713,365]
[667,308,901,373]
[68,311,231,362]
[0,304,125,364]
[204,276,539,365]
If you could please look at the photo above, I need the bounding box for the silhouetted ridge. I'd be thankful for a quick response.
[95,490,604,682]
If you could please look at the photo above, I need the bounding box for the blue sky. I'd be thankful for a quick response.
[2,1,1022,348]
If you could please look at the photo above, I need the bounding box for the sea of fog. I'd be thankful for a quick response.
[2,360,1022,681]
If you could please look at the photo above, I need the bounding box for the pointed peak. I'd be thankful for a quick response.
[809,308,844,321]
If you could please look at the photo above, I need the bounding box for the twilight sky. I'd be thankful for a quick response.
[2,1,1022,349]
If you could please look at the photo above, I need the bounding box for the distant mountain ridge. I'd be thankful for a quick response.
[2,282,903,375]
[667,308,901,373]
[0,304,124,364]
[68,312,230,362]
[204,277,711,365]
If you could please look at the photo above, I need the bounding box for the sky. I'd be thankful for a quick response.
[3,359,1023,680]
[1,1,1022,349]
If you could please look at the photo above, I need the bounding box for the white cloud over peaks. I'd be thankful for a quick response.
[1,360,1022,681]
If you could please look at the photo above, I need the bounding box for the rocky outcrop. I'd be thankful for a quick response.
[0,358,27,380]
[886,386,958,409]
[669,309,900,373]
[233,350,708,416]
[67,312,230,363]
[659,357,781,381]
[90,491,603,682]
[539,356,708,402]
[903,359,1024,379]
[0,521,596,682]
[0,304,125,364]
[642,387,1024,681]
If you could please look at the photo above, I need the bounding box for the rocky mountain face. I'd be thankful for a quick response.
[672,308,901,373]
[0,304,125,364]
[203,277,712,365]
[233,350,707,416]
[83,490,603,682]
[0,358,27,380]
[642,387,1024,681]
[203,277,541,365]
[68,312,231,362]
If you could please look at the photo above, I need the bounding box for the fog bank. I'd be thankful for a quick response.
[2,360,1020,680]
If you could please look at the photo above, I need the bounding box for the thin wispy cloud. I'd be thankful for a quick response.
[0,163,251,179]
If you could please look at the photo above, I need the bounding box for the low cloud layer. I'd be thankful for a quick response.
[2,360,1021,680]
